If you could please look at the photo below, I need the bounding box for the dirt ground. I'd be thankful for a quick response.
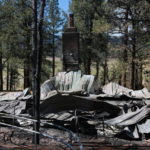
[1,127,150,150]
[1,141,150,150]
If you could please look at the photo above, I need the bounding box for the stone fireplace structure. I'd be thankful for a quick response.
[62,14,80,71]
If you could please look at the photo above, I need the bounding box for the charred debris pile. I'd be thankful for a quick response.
[0,70,150,143]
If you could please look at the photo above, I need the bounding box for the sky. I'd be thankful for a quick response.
[58,0,70,13]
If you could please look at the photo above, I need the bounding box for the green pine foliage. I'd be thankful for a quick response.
[0,0,149,90]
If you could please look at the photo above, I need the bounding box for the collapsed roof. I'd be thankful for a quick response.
[102,82,150,99]
[0,70,150,141]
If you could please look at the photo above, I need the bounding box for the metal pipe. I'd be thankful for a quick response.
[0,112,83,150]
[0,121,75,150]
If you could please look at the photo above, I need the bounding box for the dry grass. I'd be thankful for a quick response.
[2,57,150,90]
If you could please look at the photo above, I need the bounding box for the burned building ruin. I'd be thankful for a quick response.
[0,14,150,150]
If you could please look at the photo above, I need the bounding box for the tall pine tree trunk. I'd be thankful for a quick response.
[9,68,13,91]
[0,52,3,91]
[52,30,55,76]
[135,65,138,89]
[86,38,92,74]
[103,59,108,85]
[131,20,136,90]
[139,63,143,89]
[24,62,30,89]
[6,61,9,91]
[83,55,87,74]
[131,46,136,89]
[87,52,91,74]
[24,35,31,89]
[96,59,99,79]
[122,7,128,87]
[84,14,93,75]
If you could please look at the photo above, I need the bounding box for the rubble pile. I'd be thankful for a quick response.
[0,70,150,146]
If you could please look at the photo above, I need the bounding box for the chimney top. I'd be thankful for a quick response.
[69,13,74,28]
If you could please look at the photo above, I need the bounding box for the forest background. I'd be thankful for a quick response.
[0,0,150,91]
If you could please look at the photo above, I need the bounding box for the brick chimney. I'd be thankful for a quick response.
[62,14,80,71]
[69,13,74,27]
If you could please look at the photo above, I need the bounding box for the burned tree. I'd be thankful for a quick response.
[31,0,46,144]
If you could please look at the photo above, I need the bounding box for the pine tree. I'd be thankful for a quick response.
[70,0,109,77]
[109,0,150,89]
[47,0,63,76]
[0,0,32,90]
